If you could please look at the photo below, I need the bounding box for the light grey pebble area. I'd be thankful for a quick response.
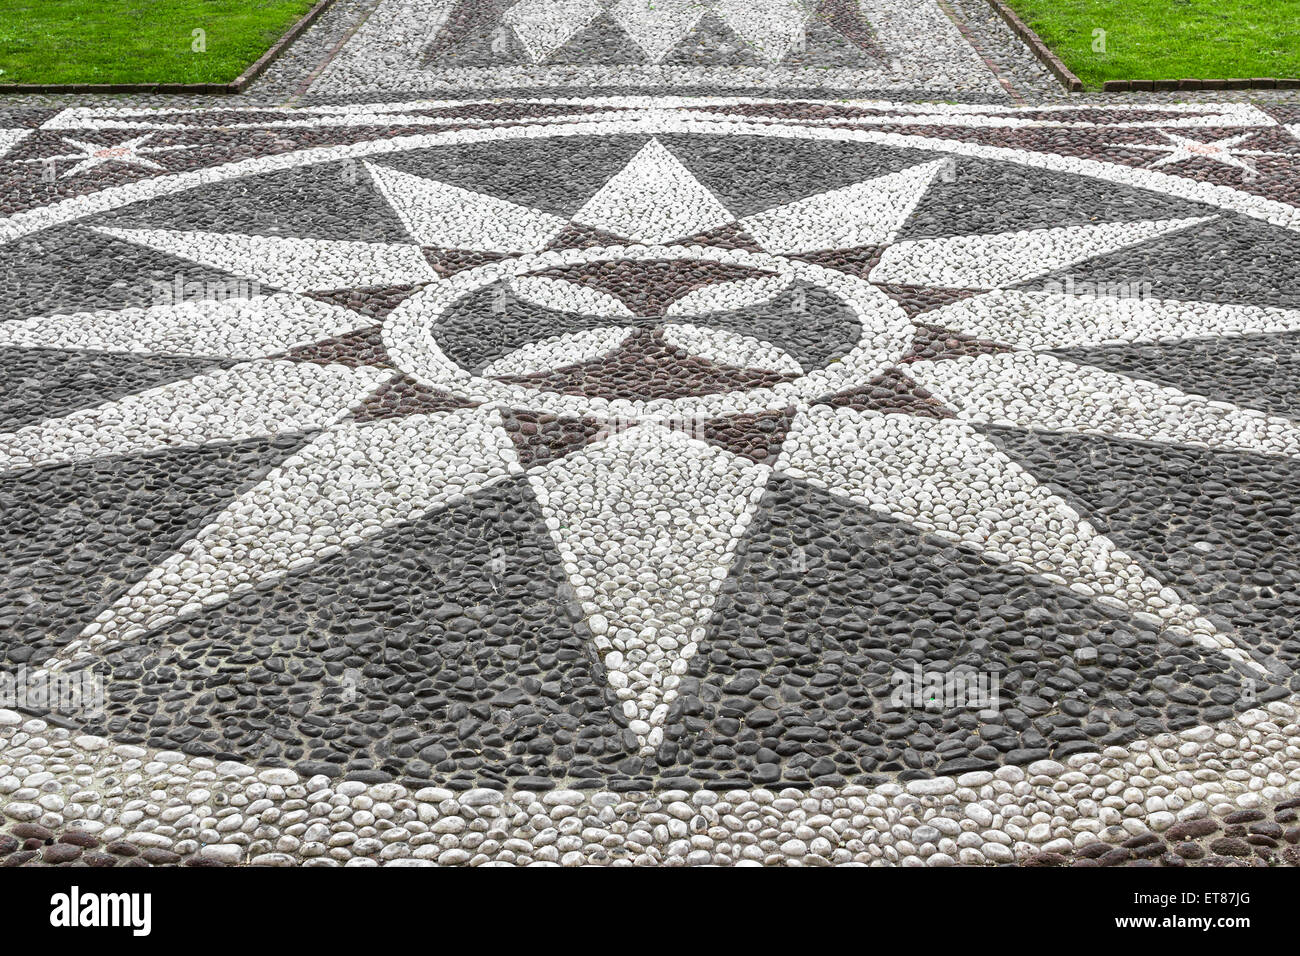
[2,705,1297,866]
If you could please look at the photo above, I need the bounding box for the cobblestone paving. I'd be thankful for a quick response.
[2,4,1300,867]
[308,0,1002,98]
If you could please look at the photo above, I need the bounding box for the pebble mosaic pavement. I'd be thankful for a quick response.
[2,2,1300,869]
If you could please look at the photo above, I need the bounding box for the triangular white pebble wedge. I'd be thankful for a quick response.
[0,128,30,159]
[712,0,810,62]
[910,351,1300,458]
[0,360,392,473]
[870,217,1213,290]
[740,159,947,254]
[570,138,734,245]
[776,405,1265,675]
[365,161,568,253]
[659,323,804,375]
[94,226,439,292]
[506,0,606,63]
[54,406,523,665]
[482,327,636,377]
[607,0,707,63]
[920,289,1300,351]
[0,293,371,359]
[527,424,771,752]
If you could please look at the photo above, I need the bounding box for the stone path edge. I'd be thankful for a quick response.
[0,0,337,96]
[936,0,1026,104]
[982,0,1086,92]
[983,0,1083,93]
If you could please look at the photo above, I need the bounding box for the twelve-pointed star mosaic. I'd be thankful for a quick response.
[3,127,1299,792]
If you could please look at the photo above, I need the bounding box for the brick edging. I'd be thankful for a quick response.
[0,0,336,96]
[1103,77,1300,92]
[983,0,1084,93]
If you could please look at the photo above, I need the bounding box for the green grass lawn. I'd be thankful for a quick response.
[0,0,320,85]
[1003,0,1300,88]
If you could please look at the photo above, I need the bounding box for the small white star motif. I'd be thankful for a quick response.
[21,133,195,177]
[1116,131,1293,178]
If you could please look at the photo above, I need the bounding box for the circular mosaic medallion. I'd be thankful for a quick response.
[2,107,1299,867]
[386,244,911,417]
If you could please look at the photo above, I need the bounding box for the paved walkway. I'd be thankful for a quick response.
[1,2,1299,868]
